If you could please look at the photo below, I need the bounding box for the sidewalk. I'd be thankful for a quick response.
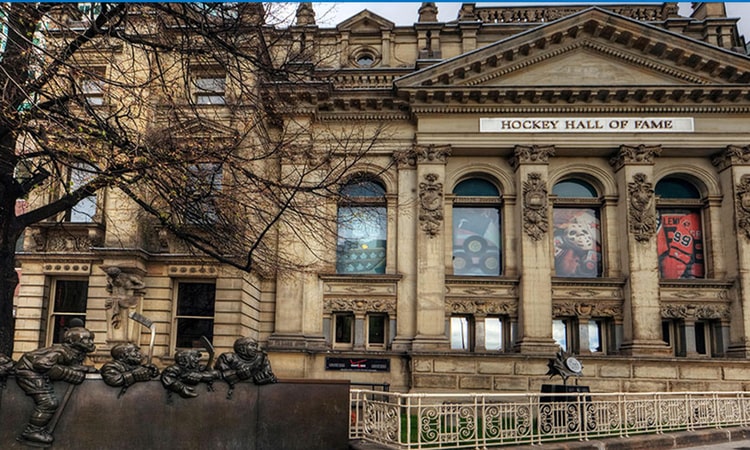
[351,427,750,449]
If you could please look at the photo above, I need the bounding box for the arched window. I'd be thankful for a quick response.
[552,179,602,278]
[655,177,704,279]
[452,178,502,276]
[336,176,387,274]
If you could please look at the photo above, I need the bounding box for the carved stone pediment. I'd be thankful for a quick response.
[394,8,750,104]
[336,10,395,33]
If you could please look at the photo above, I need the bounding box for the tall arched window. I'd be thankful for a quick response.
[336,176,387,274]
[655,177,705,279]
[452,178,502,276]
[552,179,603,278]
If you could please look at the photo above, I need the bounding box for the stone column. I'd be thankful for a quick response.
[412,144,451,351]
[392,149,417,351]
[610,145,669,355]
[712,145,750,357]
[510,145,559,355]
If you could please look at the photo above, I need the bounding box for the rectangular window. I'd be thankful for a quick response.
[193,76,226,105]
[662,319,687,357]
[336,206,387,274]
[450,316,473,351]
[367,313,387,348]
[452,207,501,276]
[553,318,578,352]
[175,282,216,349]
[485,316,504,351]
[657,209,704,279]
[49,279,88,344]
[67,163,97,222]
[334,313,354,346]
[588,320,604,353]
[553,208,602,278]
[81,67,105,105]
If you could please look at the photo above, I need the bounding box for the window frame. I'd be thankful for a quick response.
[46,278,89,345]
[552,179,604,278]
[451,178,503,277]
[450,315,475,351]
[483,315,510,352]
[366,313,388,349]
[655,177,706,280]
[181,162,223,226]
[191,73,227,105]
[335,176,387,275]
[173,280,216,350]
[79,66,106,106]
[332,312,355,349]
[65,163,99,223]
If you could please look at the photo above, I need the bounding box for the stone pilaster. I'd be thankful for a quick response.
[510,145,559,355]
[712,145,750,357]
[392,149,417,351]
[610,145,669,356]
[412,144,451,351]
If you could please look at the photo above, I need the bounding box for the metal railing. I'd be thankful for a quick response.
[350,389,750,449]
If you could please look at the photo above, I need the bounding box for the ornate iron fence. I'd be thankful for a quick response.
[350,389,750,449]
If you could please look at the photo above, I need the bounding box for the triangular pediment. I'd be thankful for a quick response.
[337,10,394,34]
[395,7,750,91]
[172,118,238,140]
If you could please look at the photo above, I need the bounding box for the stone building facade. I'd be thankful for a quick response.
[13,2,750,393]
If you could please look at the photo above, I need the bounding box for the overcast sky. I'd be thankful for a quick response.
[311,2,750,41]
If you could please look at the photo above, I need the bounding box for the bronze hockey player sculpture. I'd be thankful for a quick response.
[101,343,159,398]
[215,337,277,399]
[14,327,97,447]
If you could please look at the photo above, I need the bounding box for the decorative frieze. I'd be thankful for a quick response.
[661,303,731,320]
[609,144,661,171]
[323,297,396,315]
[509,145,555,171]
[736,174,750,240]
[42,262,92,275]
[712,145,750,172]
[627,173,657,242]
[167,265,219,277]
[415,144,451,164]
[522,172,548,241]
[419,173,444,237]
[30,225,105,253]
[552,301,623,319]
[446,299,518,316]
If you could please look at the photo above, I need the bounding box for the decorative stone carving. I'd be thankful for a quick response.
[712,145,750,172]
[552,301,623,319]
[627,173,657,242]
[509,145,555,171]
[393,149,417,169]
[323,297,396,315]
[522,172,548,241]
[446,299,517,316]
[418,173,444,237]
[661,303,731,320]
[735,174,750,240]
[295,2,315,26]
[609,145,661,171]
[104,267,146,331]
[414,144,451,164]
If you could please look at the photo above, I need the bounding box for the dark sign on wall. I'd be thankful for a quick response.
[325,357,390,372]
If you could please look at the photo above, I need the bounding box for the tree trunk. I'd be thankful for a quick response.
[0,245,18,356]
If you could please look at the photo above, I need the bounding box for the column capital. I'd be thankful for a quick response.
[414,144,451,164]
[509,145,555,171]
[712,145,750,172]
[609,144,661,172]
[393,149,417,169]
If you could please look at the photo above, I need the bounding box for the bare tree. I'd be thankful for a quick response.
[0,3,385,354]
